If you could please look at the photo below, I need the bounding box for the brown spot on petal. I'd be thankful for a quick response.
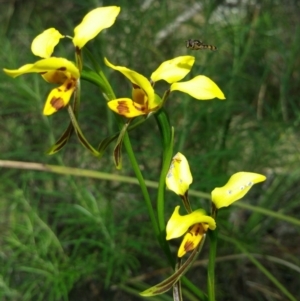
[57,67,67,71]
[117,101,130,115]
[50,97,64,110]
[184,240,195,253]
[133,103,147,112]
[194,224,201,235]
[188,224,205,236]
[66,81,73,90]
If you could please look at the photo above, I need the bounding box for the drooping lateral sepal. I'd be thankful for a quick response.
[140,235,206,297]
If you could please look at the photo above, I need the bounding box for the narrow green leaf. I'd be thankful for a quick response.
[207,229,218,301]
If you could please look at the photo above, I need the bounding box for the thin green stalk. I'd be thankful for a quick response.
[90,66,161,248]
[207,229,218,301]
[154,108,174,264]
[123,130,161,242]
[207,203,218,301]
[154,107,209,301]
[81,62,172,256]
[154,108,173,228]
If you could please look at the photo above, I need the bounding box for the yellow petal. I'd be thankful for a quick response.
[178,223,208,257]
[107,98,147,117]
[151,56,195,84]
[31,28,64,58]
[211,172,267,209]
[43,78,77,115]
[73,6,120,49]
[170,75,225,100]
[104,57,155,102]
[166,152,193,196]
[166,206,216,240]
[3,57,79,79]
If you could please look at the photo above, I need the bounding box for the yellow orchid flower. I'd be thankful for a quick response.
[4,6,120,116]
[166,152,193,196]
[166,152,266,210]
[104,57,164,117]
[3,57,79,115]
[166,206,216,257]
[104,56,194,117]
[105,55,225,117]
[31,6,120,58]
[211,172,267,209]
[165,154,266,255]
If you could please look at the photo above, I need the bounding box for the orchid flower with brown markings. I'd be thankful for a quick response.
[104,56,225,118]
[167,205,216,257]
[3,6,120,115]
[165,152,267,257]
[3,57,79,115]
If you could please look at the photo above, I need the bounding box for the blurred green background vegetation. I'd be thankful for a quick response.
[0,0,300,300]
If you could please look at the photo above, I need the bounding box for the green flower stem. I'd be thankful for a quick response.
[73,78,81,114]
[75,48,83,73]
[74,48,83,111]
[181,192,192,213]
[84,64,161,248]
[113,124,161,246]
[123,130,161,241]
[207,203,218,301]
[154,108,174,264]
[207,229,218,301]
[113,116,161,248]
[152,108,208,299]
